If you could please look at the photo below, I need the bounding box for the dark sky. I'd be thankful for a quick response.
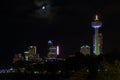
[1,0,120,66]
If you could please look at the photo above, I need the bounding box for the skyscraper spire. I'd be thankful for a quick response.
[94,14,99,21]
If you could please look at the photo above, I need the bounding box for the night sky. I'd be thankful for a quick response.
[1,0,120,66]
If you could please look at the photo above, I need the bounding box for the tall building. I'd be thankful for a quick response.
[24,45,38,61]
[24,51,29,61]
[28,46,37,55]
[47,40,59,59]
[80,45,90,56]
[91,15,102,56]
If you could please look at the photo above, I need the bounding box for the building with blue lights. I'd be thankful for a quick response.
[47,40,59,59]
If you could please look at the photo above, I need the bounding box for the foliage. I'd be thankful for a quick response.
[69,67,89,80]
[96,60,120,80]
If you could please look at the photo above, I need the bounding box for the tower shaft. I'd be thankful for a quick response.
[94,28,100,56]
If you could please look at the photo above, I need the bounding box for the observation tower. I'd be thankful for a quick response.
[91,15,102,56]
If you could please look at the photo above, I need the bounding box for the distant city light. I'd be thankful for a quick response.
[86,69,89,72]
[57,46,59,55]
[81,45,90,48]
[9,68,13,71]
[48,40,52,44]
[24,51,29,54]
[34,71,40,74]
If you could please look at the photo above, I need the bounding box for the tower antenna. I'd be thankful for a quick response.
[94,14,99,21]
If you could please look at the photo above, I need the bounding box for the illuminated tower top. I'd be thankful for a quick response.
[91,14,102,28]
[48,39,52,45]
[94,15,99,21]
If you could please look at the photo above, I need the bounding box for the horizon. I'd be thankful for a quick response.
[1,0,120,66]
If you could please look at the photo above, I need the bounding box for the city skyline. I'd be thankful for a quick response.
[1,0,120,66]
